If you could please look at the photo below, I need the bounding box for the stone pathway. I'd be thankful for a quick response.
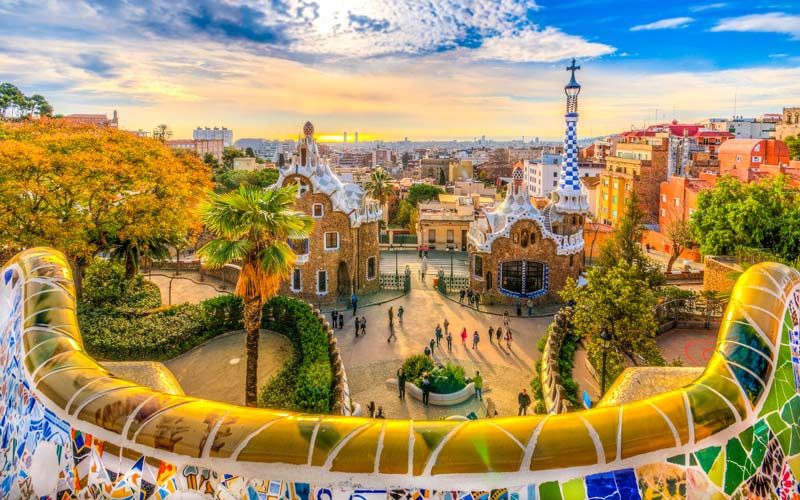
[165,330,291,406]
[333,287,554,419]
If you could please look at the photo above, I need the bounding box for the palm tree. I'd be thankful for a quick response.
[152,124,173,142]
[109,234,177,279]
[364,168,394,224]
[198,184,313,406]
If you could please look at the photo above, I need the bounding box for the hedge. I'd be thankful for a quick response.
[79,294,243,361]
[258,296,332,413]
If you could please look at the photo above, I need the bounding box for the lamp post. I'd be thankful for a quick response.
[599,327,612,397]
[448,246,454,281]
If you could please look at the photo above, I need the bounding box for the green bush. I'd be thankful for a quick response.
[401,354,435,385]
[428,363,466,394]
[79,293,244,361]
[259,296,332,413]
[83,258,161,309]
[537,334,548,353]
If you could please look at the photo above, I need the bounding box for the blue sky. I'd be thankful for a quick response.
[0,0,798,140]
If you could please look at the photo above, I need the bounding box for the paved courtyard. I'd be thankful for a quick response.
[656,327,718,367]
[333,287,553,419]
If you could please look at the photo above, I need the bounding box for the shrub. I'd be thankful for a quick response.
[401,354,435,385]
[537,334,548,353]
[259,296,332,413]
[82,258,161,309]
[428,363,466,394]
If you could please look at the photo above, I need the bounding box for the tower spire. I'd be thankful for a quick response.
[551,59,589,215]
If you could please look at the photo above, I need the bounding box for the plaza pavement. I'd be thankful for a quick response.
[332,286,553,419]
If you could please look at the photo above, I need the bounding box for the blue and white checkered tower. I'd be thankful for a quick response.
[551,58,590,214]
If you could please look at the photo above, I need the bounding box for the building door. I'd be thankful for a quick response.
[337,261,350,295]
[461,230,467,251]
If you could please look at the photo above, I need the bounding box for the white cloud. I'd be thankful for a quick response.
[690,3,726,12]
[466,27,615,63]
[630,17,695,31]
[711,12,800,40]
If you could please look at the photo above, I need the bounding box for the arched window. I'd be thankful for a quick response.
[499,261,545,296]
[530,233,536,245]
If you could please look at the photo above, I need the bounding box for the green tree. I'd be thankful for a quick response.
[663,215,695,273]
[785,135,800,161]
[222,146,246,170]
[394,200,415,227]
[690,175,800,262]
[198,185,313,406]
[438,169,446,185]
[406,184,444,207]
[401,151,410,169]
[599,190,663,285]
[245,147,256,157]
[203,152,220,171]
[108,234,178,279]
[365,168,394,222]
[560,260,665,388]
[0,119,210,297]
[152,124,173,141]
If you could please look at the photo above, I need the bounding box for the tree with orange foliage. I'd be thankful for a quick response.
[0,119,211,297]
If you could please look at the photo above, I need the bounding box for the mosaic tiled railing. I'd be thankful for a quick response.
[2,247,800,500]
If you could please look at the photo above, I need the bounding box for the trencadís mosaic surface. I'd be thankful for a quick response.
[1,247,800,499]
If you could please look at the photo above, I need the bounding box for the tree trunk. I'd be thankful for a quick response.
[243,297,263,407]
[124,252,137,280]
[68,256,86,302]
[666,248,680,273]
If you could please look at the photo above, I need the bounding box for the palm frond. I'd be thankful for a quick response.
[198,238,253,267]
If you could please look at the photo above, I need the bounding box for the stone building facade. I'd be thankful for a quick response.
[775,107,800,140]
[467,60,588,305]
[275,122,382,303]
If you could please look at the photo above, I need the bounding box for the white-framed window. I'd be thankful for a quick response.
[367,256,377,280]
[661,194,666,203]
[290,269,302,292]
[473,254,483,277]
[752,155,762,163]
[674,197,680,207]
[660,208,666,217]
[317,270,328,294]
[324,232,339,250]
[312,203,324,218]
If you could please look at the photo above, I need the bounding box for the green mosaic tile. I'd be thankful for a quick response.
[539,481,561,500]
[695,446,721,473]
[789,455,800,479]
[749,421,770,467]
[667,454,686,466]
[561,478,585,500]
[724,438,747,495]
[708,450,725,487]
[739,427,754,451]
[689,454,696,466]
[776,427,792,455]
[766,412,788,435]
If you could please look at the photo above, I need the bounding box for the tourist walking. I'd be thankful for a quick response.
[354,317,361,338]
[459,289,465,304]
[435,324,443,346]
[375,407,386,419]
[446,331,453,353]
[421,375,431,406]
[460,327,467,346]
[424,345,432,358]
[421,256,428,282]
[467,289,474,307]
[423,244,429,257]
[360,316,367,336]
[443,318,450,336]
[418,245,423,258]
[506,329,513,349]
[331,310,337,327]
[352,293,358,316]
[518,389,531,416]
[473,371,483,401]
[339,313,344,329]
[388,306,394,328]
[474,292,480,310]
[397,368,406,400]
[527,299,533,317]
[367,401,376,418]
[488,326,494,344]
[503,310,510,330]
[429,338,436,353]
[398,305,404,324]
[496,327,503,344]
[472,330,480,350]
[516,300,522,316]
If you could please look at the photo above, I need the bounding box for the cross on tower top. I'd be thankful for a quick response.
[566,58,580,77]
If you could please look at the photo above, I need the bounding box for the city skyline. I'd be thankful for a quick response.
[1,0,799,140]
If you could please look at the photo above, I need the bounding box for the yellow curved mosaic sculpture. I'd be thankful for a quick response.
[2,247,800,499]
